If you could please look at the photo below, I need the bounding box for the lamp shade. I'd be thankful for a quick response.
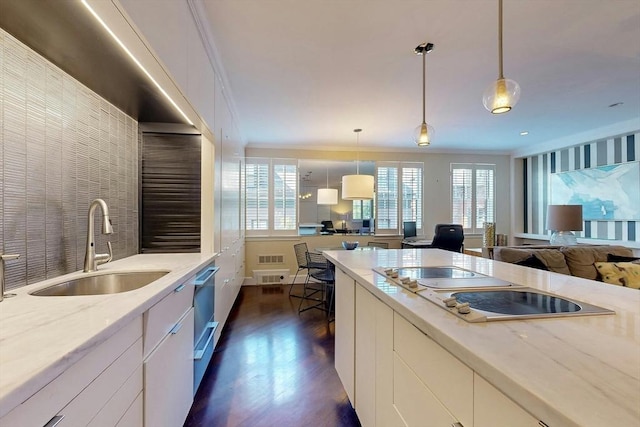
[342,174,374,200]
[546,205,583,231]
[317,188,338,205]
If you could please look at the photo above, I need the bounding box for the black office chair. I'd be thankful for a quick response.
[425,224,464,252]
[320,220,336,234]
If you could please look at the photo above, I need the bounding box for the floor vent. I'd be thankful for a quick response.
[253,269,289,285]
[258,254,284,264]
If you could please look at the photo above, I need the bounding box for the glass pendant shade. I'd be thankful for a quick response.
[342,174,374,200]
[413,122,435,147]
[317,188,338,205]
[483,77,521,114]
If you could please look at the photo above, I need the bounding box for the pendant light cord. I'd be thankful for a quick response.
[356,131,360,175]
[422,46,426,124]
[498,0,504,79]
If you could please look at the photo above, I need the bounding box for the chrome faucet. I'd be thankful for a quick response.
[84,198,113,272]
[0,254,20,302]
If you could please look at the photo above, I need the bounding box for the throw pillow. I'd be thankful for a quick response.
[594,262,640,289]
[514,255,549,271]
[607,254,640,263]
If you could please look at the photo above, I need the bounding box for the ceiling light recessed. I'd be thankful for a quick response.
[608,102,624,108]
[520,131,529,136]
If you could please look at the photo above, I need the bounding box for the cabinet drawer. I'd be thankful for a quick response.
[144,308,195,427]
[393,313,473,427]
[56,337,142,426]
[474,374,540,427]
[393,353,456,426]
[87,365,143,427]
[116,392,143,427]
[143,275,195,358]
[0,318,142,427]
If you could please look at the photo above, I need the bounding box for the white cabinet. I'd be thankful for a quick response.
[474,374,539,427]
[334,268,355,404]
[333,276,546,427]
[393,353,456,426]
[144,308,195,427]
[0,318,142,427]
[354,283,397,427]
[143,276,195,358]
[143,277,195,427]
[394,313,473,427]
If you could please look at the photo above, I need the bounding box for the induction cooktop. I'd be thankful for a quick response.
[426,288,615,322]
[372,266,615,322]
[373,266,514,289]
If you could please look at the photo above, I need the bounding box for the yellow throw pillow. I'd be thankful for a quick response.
[594,262,640,289]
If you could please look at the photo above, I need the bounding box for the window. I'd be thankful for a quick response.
[402,166,422,226]
[451,163,495,234]
[352,199,374,220]
[376,162,423,234]
[245,161,269,231]
[273,164,297,230]
[245,158,297,235]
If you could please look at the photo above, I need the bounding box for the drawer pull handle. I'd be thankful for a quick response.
[174,284,186,292]
[194,321,219,360]
[170,321,183,335]
[451,423,464,427]
[195,267,219,286]
[44,415,65,427]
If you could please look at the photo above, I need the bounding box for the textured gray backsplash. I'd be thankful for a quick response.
[1,29,139,290]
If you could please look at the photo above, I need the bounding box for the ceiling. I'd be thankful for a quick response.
[200,0,640,153]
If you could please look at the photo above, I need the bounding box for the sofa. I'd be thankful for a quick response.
[493,245,640,289]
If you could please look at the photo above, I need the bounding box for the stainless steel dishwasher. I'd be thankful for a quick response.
[193,263,218,395]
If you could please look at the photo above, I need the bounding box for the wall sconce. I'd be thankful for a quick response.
[546,205,583,245]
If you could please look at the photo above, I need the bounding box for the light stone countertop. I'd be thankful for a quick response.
[0,253,216,418]
[323,248,640,427]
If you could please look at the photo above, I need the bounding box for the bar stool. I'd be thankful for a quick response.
[298,251,335,320]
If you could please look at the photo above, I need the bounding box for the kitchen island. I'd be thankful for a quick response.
[323,248,640,427]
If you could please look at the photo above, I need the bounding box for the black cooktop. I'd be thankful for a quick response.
[395,267,482,279]
[453,290,582,315]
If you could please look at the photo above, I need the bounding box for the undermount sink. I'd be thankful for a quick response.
[30,270,169,296]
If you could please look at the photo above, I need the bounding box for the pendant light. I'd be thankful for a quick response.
[483,0,520,114]
[317,168,338,205]
[342,129,374,200]
[414,42,434,147]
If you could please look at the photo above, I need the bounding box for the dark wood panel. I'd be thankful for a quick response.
[140,133,201,253]
[185,285,361,427]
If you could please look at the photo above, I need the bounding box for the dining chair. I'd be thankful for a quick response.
[298,251,335,320]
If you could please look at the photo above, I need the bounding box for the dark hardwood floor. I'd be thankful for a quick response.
[184,285,361,427]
